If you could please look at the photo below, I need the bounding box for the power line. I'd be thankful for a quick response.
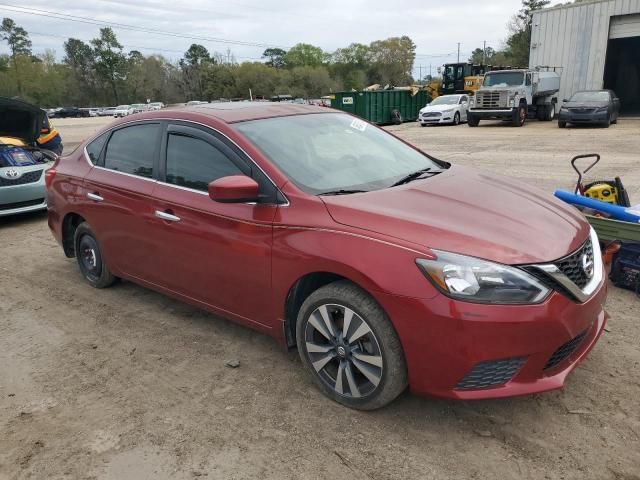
[0,3,289,49]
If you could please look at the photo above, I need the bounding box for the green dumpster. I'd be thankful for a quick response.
[331,89,431,125]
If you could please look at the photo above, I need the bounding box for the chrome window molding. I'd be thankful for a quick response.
[527,227,603,303]
[81,117,289,206]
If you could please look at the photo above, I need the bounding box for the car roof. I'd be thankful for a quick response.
[139,102,331,124]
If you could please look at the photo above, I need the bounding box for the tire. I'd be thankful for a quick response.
[612,117,618,125]
[544,104,555,121]
[73,222,117,288]
[296,280,407,410]
[467,114,479,127]
[452,112,460,126]
[512,104,526,127]
[420,123,427,127]
[536,107,545,121]
[558,120,567,128]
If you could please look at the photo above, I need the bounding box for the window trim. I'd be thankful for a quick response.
[82,118,288,206]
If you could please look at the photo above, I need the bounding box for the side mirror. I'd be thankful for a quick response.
[208,175,259,203]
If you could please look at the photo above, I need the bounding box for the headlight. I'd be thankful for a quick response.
[595,107,608,113]
[509,99,516,107]
[416,251,550,304]
[443,108,455,113]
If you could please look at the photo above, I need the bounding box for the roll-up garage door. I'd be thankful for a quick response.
[610,14,640,39]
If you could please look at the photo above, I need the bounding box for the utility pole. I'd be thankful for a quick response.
[482,40,486,65]
[419,65,422,84]
[457,43,460,63]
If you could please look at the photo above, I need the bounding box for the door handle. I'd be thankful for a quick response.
[155,210,181,222]
[87,192,103,202]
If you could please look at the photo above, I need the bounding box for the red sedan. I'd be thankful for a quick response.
[46,104,607,410]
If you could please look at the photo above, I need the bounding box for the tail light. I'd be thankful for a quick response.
[45,168,57,189]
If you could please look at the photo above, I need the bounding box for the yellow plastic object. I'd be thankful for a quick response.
[584,182,619,205]
[0,136,26,147]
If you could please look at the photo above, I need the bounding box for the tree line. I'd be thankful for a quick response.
[0,0,551,108]
[0,18,417,107]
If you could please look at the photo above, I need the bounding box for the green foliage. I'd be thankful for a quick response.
[0,18,422,106]
[1,18,32,57]
[262,48,286,69]
[284,43,328,68]
[91,27,128,103]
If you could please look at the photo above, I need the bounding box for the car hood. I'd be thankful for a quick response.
[320,165,589,265]
[564,101,609,108]
[420,104,458,113]
[0,97,46,145]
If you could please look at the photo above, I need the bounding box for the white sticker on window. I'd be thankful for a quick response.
[350,118,367,132]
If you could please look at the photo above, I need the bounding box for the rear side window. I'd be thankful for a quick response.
[104,124,159,178]
[166,133,242,191]
[85,132,108,165]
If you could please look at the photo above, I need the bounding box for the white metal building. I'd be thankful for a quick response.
[530,0,640,113]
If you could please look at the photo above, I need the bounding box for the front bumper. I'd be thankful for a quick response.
[558,110,608,124]
[376,273,607,400]
[0,172,48,217]
[469,108,516,120]
[419,113,455,125]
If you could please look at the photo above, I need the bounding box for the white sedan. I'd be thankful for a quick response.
[418,94,470,126]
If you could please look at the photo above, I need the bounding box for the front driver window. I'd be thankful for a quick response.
[165,133,243,191]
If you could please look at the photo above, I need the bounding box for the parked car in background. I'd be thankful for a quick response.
[47,107,62,118]
[419,94,469,126]
[113,105,133,118]
[87,108,100,117]
[558,90,620,128]
[98,107,117,117]
[130,103,148,114]
[46,103,607,410]
[0,97,57,216]
[56,106,90,118]
[186,100,207,106]
[149,102,164,110]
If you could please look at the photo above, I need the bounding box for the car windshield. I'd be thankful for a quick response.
[483,72,524,87]
[570,91,610,102]
[234,113,444,195]
[429,96,460,106]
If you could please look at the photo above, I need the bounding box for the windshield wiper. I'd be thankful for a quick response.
[318,189,369,196]
[390,168,435,187]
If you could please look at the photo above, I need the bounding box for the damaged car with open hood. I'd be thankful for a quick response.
[0,97,59,216]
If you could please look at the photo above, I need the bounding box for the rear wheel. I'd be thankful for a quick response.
[74,222,116,288]
[296,281,407,410]
[545,104,555,121]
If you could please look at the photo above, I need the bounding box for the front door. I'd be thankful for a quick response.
[148,123,277,328]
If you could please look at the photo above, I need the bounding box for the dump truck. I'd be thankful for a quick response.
[467,68,561,127]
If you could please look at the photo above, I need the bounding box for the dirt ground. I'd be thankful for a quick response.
[1,116,639,480]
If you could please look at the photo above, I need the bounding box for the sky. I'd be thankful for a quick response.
[0,0,531,78]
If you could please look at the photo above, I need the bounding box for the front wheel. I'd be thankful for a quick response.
[512,104,526,127]
[452,112,460,125]
[74,222,117,288]
[467,114,479,127]
[296,281,407,410]
[558,120,567,128]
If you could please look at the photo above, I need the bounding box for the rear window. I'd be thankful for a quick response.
[85,132,108,165]
[103,124,159,178]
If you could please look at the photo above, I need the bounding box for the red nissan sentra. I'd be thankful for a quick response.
[46,103,607,410]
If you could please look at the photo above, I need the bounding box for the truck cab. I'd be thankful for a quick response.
[468,69,560,127]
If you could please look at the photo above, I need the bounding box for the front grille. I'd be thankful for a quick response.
[422,112,442,118]
[569,107,595,114]
[0,198,45,211]
[544,329,589,371]
[0,170,43,187]
[455,357,526,390]
[475,91,507,108]
[555,239,594,289]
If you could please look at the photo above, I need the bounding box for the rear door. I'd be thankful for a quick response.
[82,121,162,280]
[147,123,278,327]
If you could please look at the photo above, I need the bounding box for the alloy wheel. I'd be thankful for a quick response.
[304,304,383,399]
